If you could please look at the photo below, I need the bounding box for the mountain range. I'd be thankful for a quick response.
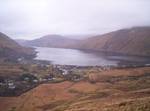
[16,27,150,57]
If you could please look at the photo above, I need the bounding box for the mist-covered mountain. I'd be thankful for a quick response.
[16,27,150,57]
[17,35,80,48]
[76,27,150,56]
[0,32,35,62]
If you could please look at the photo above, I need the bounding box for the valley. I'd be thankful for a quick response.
[0,27,150,111]
[1,0,150,110]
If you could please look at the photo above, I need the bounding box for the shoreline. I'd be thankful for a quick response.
[1,60,150,97]
[29,59,150,69]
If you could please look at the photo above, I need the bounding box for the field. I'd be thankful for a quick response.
[0,66,150,111]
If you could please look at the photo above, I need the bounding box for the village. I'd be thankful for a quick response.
[0,63,88,96]
[0,57,120,97]
[0,61,150,111]
[1,58,150,97]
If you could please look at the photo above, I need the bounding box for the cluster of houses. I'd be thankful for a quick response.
[0,64,100,96]
[0,79,16,90]
[53,65,84,82]
[0,73,57,96]
[0,65,113,91]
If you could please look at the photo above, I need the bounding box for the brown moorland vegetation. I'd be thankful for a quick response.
[0,66,150,111]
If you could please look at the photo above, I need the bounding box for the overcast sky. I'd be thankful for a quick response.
[0,0,150,40]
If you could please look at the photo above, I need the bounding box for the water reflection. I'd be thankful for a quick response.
[35,47,150,66]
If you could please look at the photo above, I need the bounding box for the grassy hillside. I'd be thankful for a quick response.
[76,27,150,56]
[0,32,36,61]
[0,66,150,111]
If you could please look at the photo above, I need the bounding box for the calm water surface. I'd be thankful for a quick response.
[35,47,150,66]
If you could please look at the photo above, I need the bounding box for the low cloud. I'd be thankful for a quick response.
[0,0,150,39]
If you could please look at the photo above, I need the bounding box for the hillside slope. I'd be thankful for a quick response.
[77,27,150,56]
[0,67,150,111]
[0,32,35,61]
[24,35,80,48]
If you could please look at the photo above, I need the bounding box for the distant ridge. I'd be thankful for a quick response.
[18,34,80,48]
[75,27,150,56]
